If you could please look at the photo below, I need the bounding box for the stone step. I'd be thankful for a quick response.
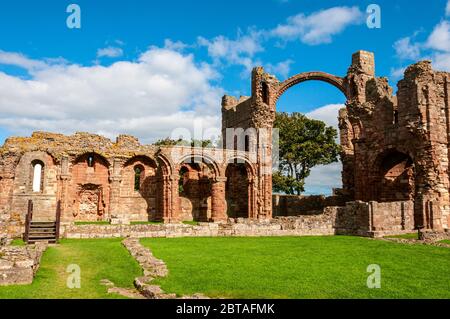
[28,234,56,240]
[29,231,56,236]
[31,222,56,228]
[30,227,56,231]
[28,239,56,244]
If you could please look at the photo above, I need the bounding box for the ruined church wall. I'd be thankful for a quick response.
[272,194,347,216]
[117,158,158,221]
[11,151,58,223]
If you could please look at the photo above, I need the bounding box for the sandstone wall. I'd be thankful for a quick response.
[272,194,347,216]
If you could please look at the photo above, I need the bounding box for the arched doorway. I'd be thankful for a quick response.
[177,157,217,222]
[71,153,110,221]
[372,150,415,202]
[273,72,350,196]
[225,161,252,218]
[122,156,158,221]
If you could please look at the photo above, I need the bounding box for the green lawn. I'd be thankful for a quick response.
[441,240,450,245]
[385,233,419,240]
[141,236,450,299]
[0,239,142,299]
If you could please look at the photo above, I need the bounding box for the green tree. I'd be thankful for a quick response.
[154,138,213,148]
[273,112,340,195]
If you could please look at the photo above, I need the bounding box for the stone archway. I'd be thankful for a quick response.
[275,71,348,104]
[271,71,351,197]
[371,150,415,202]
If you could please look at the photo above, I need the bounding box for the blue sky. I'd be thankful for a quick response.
[0,0,449,194]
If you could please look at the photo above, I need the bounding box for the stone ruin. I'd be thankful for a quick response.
[0,50,449,241]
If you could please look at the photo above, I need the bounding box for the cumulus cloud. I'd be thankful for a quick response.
[265,59,294,79]
[0,50,49,71]
[426,20,450,52]
[96,46,124,58]
[270,6,364,45]
[306,103,343,132]
[393,8,450,73]
[197,6,363,74]
[0,47,223,143]
[393,37,421,60]
[197,31,264,72]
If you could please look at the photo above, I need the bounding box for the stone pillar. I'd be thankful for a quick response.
[109,159,125,224]
[58,156,70,222]
[210,178,227,222]
[168,174,180,223]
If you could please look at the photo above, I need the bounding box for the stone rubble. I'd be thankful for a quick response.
[0,242,47,286]
[122,237,209,299]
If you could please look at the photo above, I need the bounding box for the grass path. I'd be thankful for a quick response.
[0,239,142,299]
[141,236,450,299]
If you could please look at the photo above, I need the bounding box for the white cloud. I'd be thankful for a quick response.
[390,66,406,79]
[0,50,48,71]
[304,162,342,195]
[0,48,223,144]
[426,20,450,52]
[96,46,124,58]
[265,59,293,79]
[306,103,343,131]
[393,37,421,60]
[197,31,263,72]
[270,6,364,45]
[164,39,189,51]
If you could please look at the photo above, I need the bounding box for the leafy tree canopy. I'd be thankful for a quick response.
[273,112,340,195]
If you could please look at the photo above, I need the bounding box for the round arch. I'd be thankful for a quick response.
[176,154,221,179]
[275,71,348,104]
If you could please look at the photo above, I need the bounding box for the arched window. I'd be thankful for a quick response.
[134,166,144,191]
[87,154,95,168]
[262,82,269,104]
[31,161,44,193]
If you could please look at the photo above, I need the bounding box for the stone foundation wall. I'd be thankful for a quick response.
[420,230,450,241]
[334,200,415,237]
[58,200,417,239]
[272,194,347,216]
[61,214,336,239]
[0,243,47,286]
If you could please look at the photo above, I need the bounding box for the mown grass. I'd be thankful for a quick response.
[182,221,199,226]
[130,221,163,225]
[0,239,142,299]
[141,236,450,299]
[384,233,419,240]
[440,240,450,245]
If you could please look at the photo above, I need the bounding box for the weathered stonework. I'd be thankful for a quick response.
[0,243,47,286]
[0,132,262,238]
[223,50,450,233]
[1,50,449,239]
[123,238,208,299]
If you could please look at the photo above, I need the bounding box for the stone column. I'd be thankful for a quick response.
[109,159,124,224]
[58,156,71,222]
[210,177,227,222]
[168,174,180,223]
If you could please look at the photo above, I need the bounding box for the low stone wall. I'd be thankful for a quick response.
[0,243,47,286]
[334,200,415,237]
[420,230,450,242]
[62,214,336,239]
[59,200,418,239]
[272,194,347,216]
